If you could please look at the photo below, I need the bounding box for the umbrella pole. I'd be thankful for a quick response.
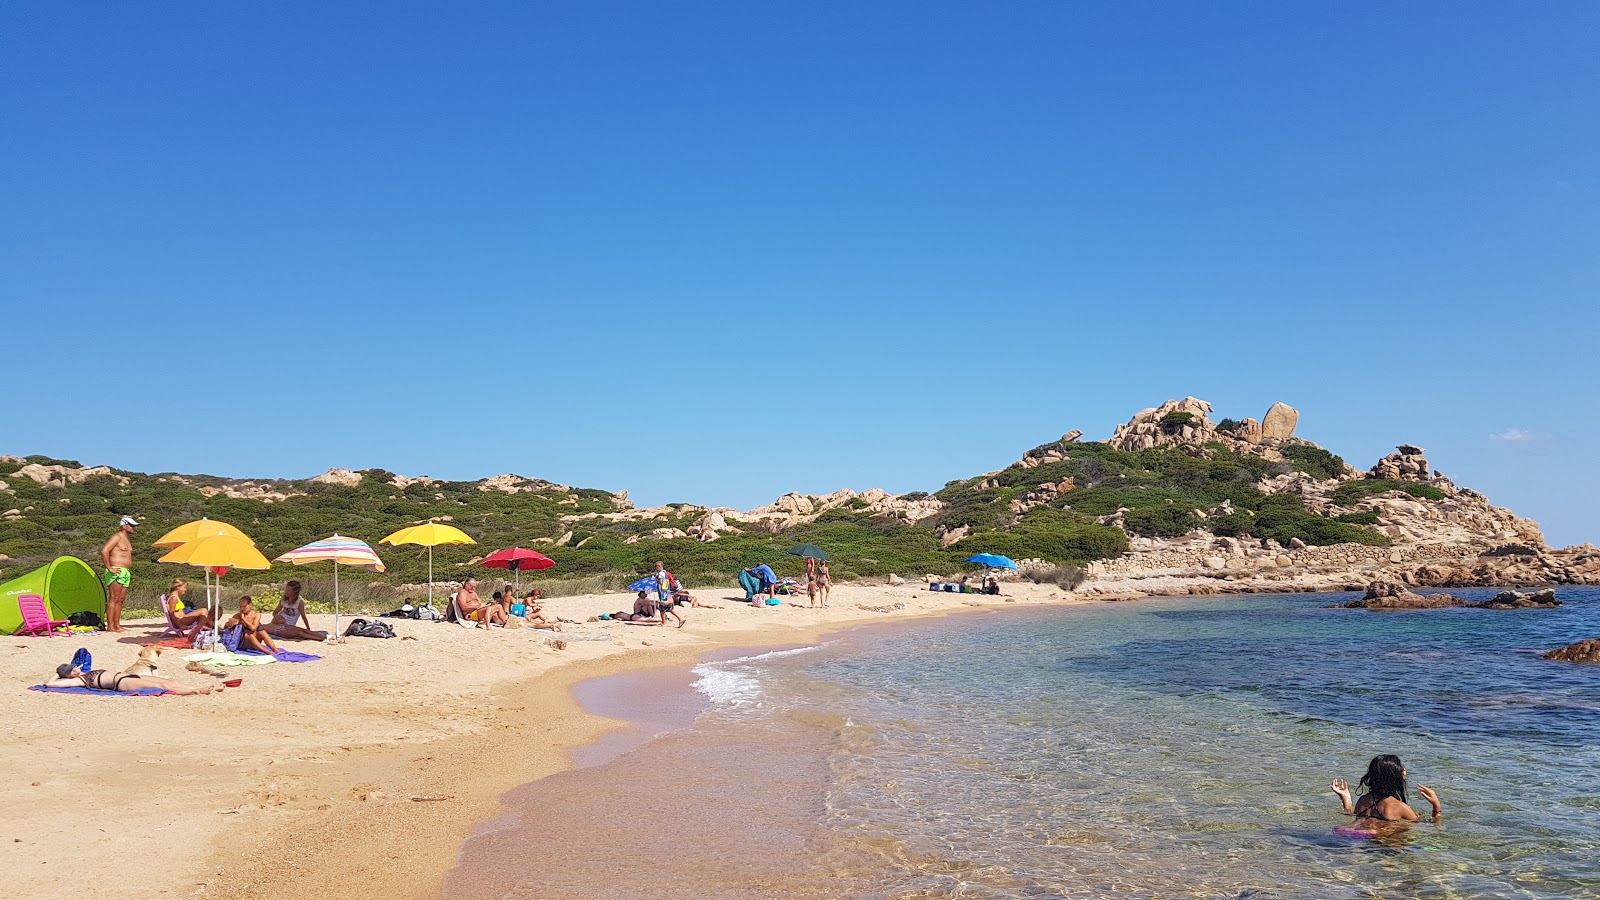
[428,545,434,606]
[333,559,342,641]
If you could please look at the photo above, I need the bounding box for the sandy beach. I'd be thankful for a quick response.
[1,580,1084,899]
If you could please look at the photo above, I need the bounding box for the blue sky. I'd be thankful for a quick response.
[3,3,1596,545]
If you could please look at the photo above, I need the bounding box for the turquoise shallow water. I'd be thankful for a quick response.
[688,587,1600,898]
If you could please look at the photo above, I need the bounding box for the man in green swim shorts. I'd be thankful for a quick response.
[100,515,138,632]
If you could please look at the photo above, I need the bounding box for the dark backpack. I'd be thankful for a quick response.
[68,611,103,628]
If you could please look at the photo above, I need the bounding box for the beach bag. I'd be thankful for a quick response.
[415,602,443,621]
[344,618,396,639]
[68,611,103,628]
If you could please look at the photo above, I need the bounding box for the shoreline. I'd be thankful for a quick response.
[1,580,1081,899]
[8,578,1577,898]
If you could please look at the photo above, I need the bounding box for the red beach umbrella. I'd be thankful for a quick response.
[480,547,555,591]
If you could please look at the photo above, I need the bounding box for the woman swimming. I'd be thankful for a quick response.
[1331,754,1441,827]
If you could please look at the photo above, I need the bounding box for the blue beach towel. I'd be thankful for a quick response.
[238,649,321,663]
[30,685,169,697]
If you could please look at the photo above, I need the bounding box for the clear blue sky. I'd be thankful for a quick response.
[4,3,1596,545]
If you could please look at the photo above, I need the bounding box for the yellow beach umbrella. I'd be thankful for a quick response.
[159,535,271,647]
[380,520,475,606]
[152,517,254,549]
[152,519,257,641]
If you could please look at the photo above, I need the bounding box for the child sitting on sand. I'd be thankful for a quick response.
[224,597,282,655]
[1331,754,1441,827]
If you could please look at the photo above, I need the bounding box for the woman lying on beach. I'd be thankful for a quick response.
[163,579,212,634]
[45,663,220,695]
[673,588,720,609]
[262,580,327,642]
[1331,754,1441,829]
[224,597,282,654]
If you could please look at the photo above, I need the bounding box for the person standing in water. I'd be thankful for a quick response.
[100,515,138,632]
[1331,754,1441,825]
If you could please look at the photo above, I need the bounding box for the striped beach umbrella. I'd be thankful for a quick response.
[275,535,385,639]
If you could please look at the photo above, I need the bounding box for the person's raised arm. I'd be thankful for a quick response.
[1417,784,1442,821]
[1331,778,1354,813]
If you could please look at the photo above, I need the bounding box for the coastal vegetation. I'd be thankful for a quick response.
[0,427,1414,606]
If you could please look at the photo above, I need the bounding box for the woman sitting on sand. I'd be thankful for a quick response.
[521,591,563,631]
[45,663,219,695]
[1331,754,1442,828]
[163,579,212,635]
[223,597,282,654]
[262,580,327,642]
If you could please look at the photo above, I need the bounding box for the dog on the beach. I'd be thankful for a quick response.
[122,646,166,676]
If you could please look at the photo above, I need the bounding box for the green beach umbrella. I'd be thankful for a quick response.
[787,544,830,561]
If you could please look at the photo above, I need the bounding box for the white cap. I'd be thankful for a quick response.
[119,515,139,528]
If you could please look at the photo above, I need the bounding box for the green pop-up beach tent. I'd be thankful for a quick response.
[0,556,106,634]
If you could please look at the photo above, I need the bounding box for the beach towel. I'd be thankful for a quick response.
[30,685,169,697]
[182,651,277,667]
[738,569,760,600]
[148,636,195,649]
[238,649,321,663]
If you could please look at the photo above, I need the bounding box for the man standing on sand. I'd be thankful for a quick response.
[100,515,138,632]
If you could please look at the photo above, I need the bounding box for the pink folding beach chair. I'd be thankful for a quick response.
[16,593,70,637]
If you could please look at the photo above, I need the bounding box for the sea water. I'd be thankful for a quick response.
[446,588,1600,899]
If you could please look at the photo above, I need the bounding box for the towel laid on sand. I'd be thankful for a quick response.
[182,651,276,667]
[238,649,321,663]
[29,685,169,697]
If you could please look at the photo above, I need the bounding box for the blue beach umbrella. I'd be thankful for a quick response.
[627,576,660,593]
[965,553,1018,570]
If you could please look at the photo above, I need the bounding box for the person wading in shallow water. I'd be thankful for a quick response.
[1331,754,1442,829]
[100,515,138,632]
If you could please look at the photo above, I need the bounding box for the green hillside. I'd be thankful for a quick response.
[0,435,1397,606]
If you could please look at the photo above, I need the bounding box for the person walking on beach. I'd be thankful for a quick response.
[99,515,138,632]
[805,557,819,607]
[1331,754,1442,828]
[654,561,685,627]
[816,559,831,608]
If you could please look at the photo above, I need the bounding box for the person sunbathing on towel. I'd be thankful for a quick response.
[163,579,212,636]
[224,597,282,654]
[458,578,507,628]
[674,588,720,609]
[45,663,219,695]
[262,580,328,642]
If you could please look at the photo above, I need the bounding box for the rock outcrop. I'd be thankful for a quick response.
[9,464,129,488]
[1543,639,1600,663]
[1330,580,1466,609]
[1261,402,1299,440]
[310,467,363,487]
[1369,445,1431,481]
[1473,588,1561,609]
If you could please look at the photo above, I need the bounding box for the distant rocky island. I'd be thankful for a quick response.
[2,397,1595,597]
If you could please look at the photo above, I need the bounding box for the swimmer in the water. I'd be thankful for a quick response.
[1331,754,1441,825]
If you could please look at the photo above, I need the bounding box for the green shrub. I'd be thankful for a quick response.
[1123,506,1198,538]
[1332,479,1446,505]
[1215,418,1240,433]
[1159,411,1196,433]
[1281,444,1347,480]
[1334,511,1379,525]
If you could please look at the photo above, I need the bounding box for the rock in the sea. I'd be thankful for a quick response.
[1330,580,1466,609]
[1543,638,1600,663]
[1472,588,1561,609]
[1261,402,1299,440]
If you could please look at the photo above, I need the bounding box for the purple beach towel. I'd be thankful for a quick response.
[30,685,170,697]
[238,649,321,663]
